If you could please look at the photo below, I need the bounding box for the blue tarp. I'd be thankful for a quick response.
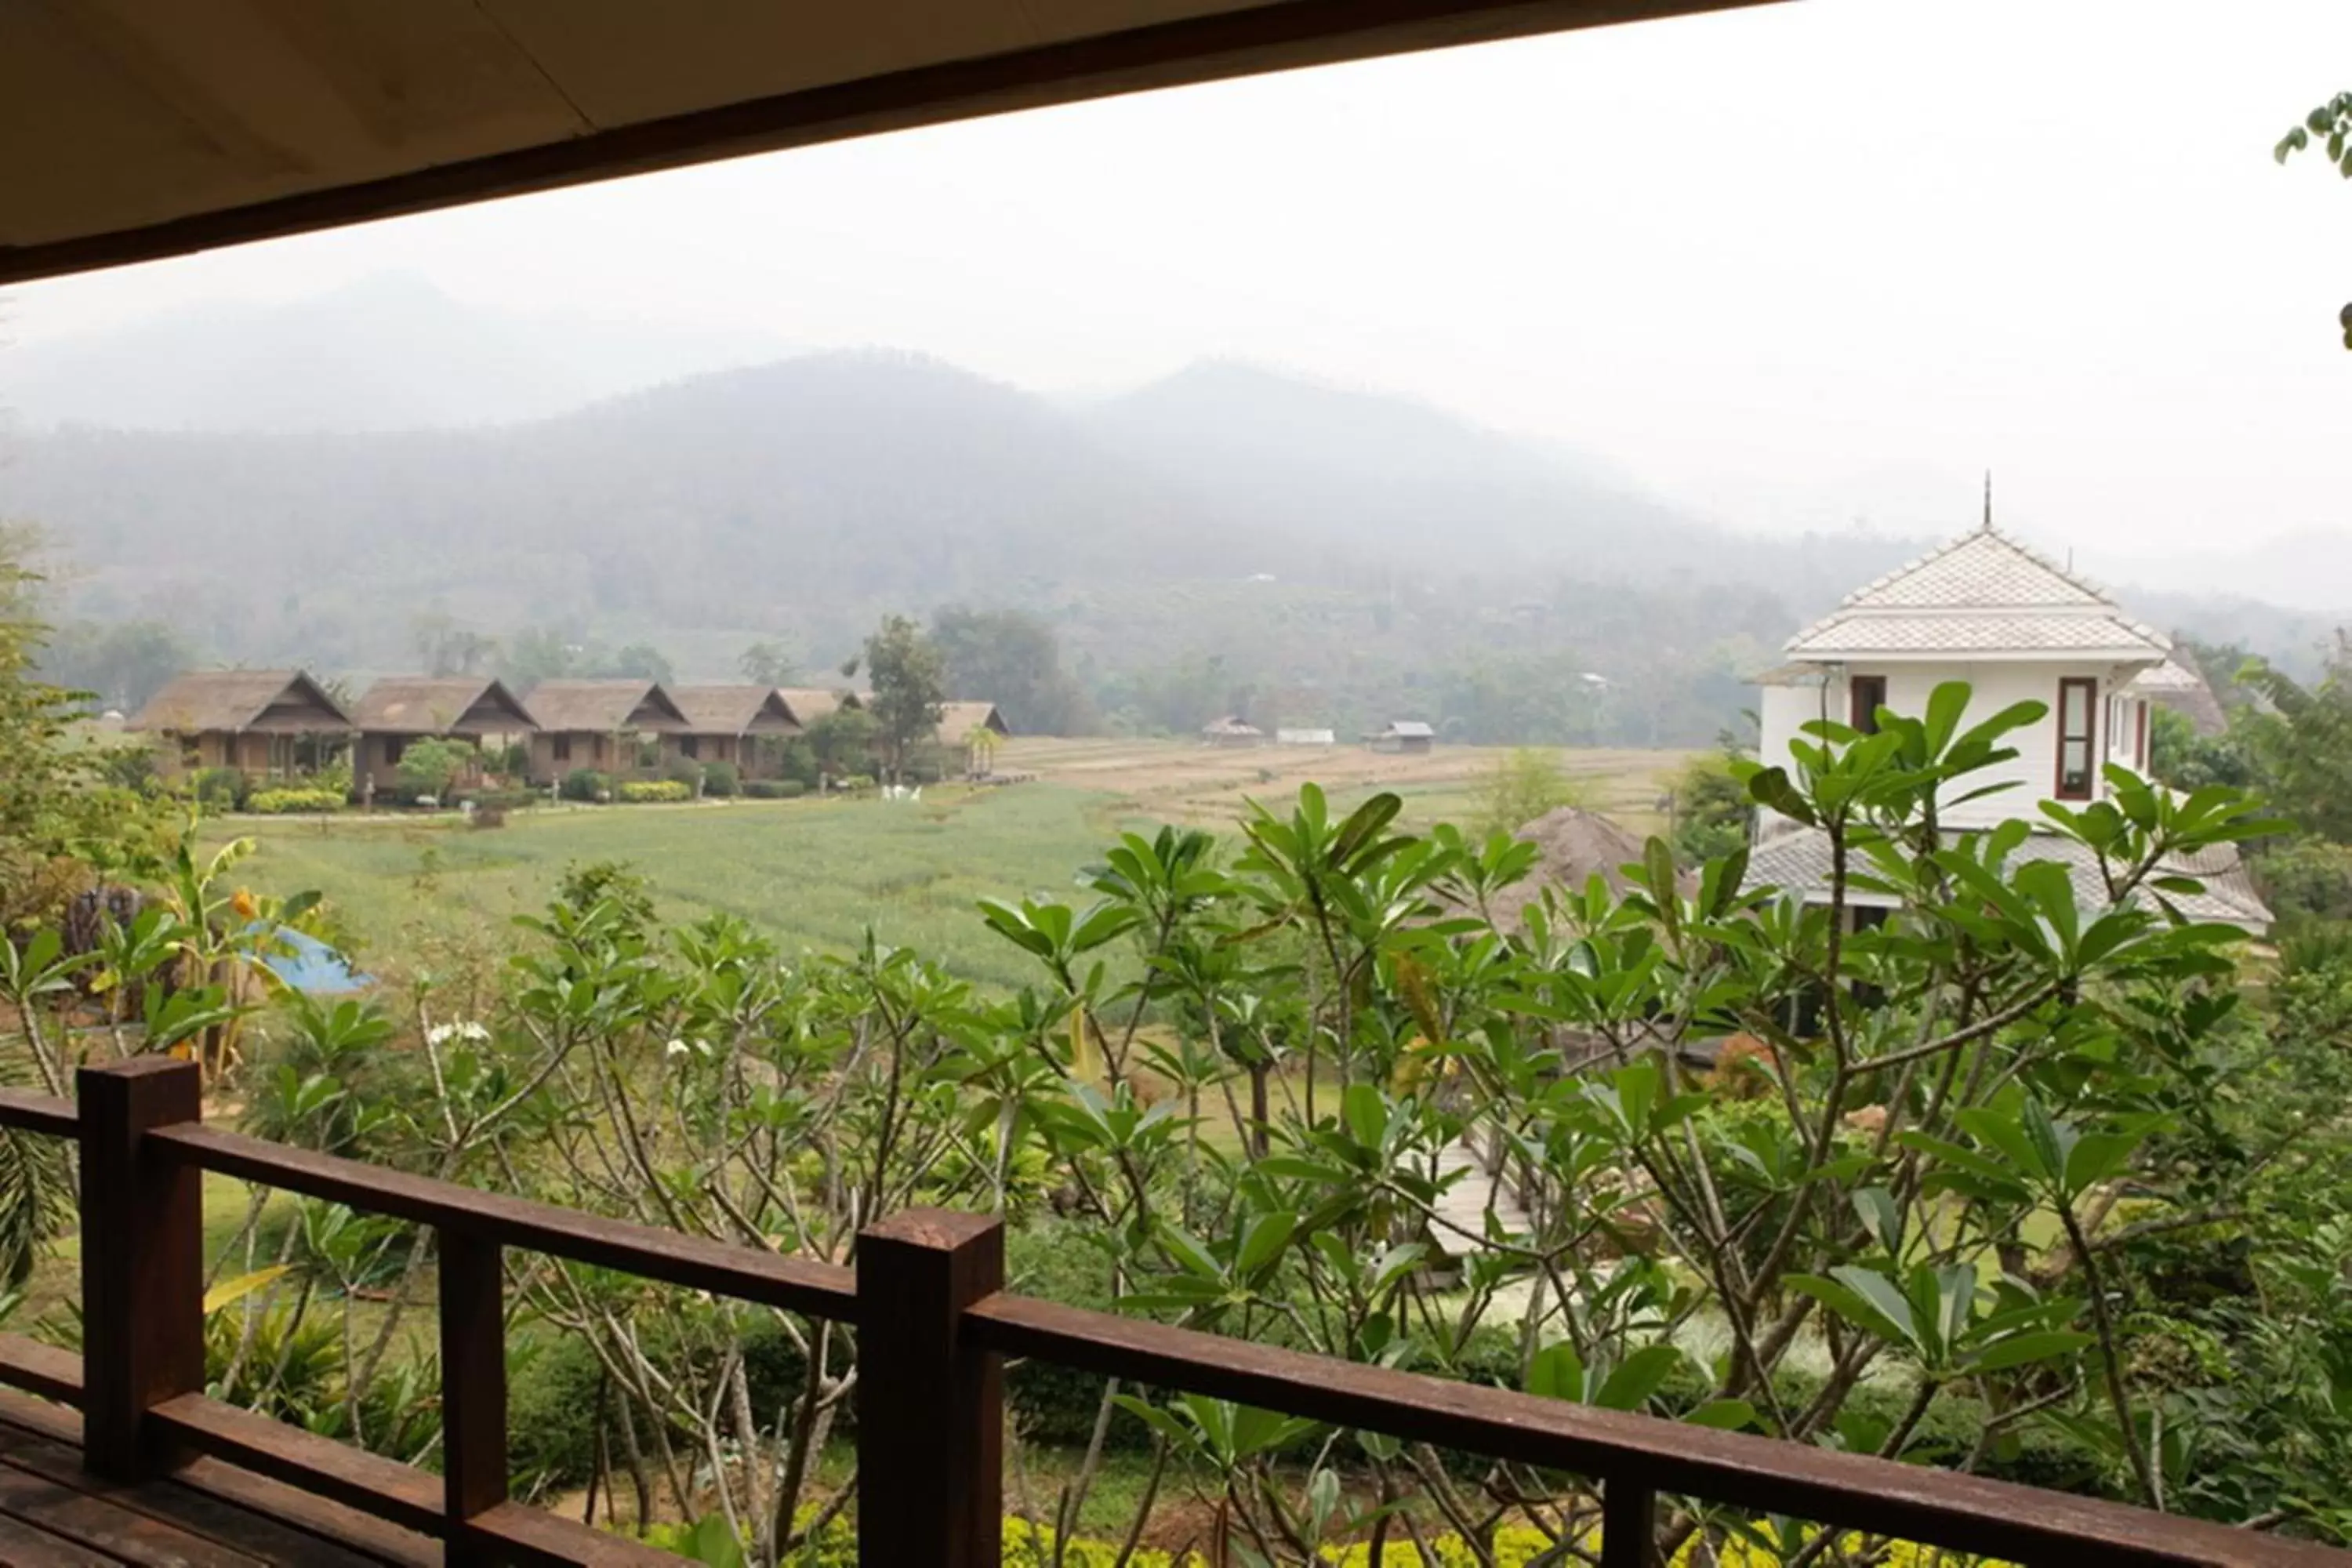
[258,927,373,994]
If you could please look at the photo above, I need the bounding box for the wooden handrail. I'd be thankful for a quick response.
[0,1088,79,1140]
[145,1122,857,1318]
[1,1061,2342,1567]
[964,1293,2333,1568]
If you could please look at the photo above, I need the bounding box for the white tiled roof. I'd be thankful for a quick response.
[1842,528,2107,609]
[1786,526,2170,660]
[1745,825,2270,932]
[1791,613,2170,655]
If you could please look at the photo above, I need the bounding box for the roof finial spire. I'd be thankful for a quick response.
[1981,470,1993,532]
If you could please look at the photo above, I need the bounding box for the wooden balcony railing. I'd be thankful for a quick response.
[0,1060,2340,1567]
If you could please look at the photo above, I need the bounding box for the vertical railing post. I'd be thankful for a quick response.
[858,1208,1004,1568]
[78,1057,204,1480]
[1601,1476,1657,1568]
[438,1229,507,1563]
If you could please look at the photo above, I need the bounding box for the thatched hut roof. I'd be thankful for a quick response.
[670,685,803,737]
[937,700,1010,739]
[1481,806,1669,927]
[775,688,862,726]
[126,671,351,735]
[524,681,688,734]
[352,677,536,736]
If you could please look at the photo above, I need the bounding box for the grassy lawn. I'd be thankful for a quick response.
[217,786,1146,993]
[213,746,1690,993]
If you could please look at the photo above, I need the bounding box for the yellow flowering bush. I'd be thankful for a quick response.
[648,1510,2015,1567]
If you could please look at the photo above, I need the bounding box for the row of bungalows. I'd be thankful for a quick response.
[126,673,1004,792]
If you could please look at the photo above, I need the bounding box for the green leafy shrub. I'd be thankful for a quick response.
[2253,836,2352,924]
[560,768,610,803]
[619,779,693,804]
[191,766,245,811]
[662,755,706,791]
[637,1511,2009,1567]
[506,1333,605,1489]
[1472,748,1589,837]
[700,760,739,797]
[1671,750,1751,862]
[395,736,474,800]
[244,788,345,815]
[96,743,162,793]
[744,778,807,799]
[837,773,874,793]
[776,739,821,787]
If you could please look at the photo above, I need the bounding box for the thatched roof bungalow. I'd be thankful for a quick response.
[523,681,688,783]
[935,700,1011,777]
[667,686,802,777]
[775,688,862,728]
[127,671,353,779]
[935,701,1010,741]
[349,677,537,793]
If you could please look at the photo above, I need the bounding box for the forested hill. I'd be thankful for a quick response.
[0,348,2033,742]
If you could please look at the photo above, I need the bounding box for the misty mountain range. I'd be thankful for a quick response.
[0,278,2337,736]
[4,275,792,434]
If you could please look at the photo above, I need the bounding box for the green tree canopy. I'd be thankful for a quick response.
[929,604,1093,735]
[862,614,944,780]
[0,528,173,927]
[2274,89,2352,347]
[736,640,797,686]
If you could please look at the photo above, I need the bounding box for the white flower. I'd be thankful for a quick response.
[425,1020,491,1047]
[666,1038,692,1061]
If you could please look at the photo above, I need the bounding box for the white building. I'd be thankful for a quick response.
[1750,521,2269,931]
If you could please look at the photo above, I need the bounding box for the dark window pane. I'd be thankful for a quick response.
[2056,678,2098,800]
[1849,674,1887,735]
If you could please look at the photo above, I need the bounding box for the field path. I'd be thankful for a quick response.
[999,737,1691,832]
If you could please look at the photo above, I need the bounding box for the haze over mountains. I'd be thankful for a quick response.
[0,278,2338,738]
[4,276,790,434]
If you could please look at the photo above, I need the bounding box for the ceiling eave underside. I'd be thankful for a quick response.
[0,0,1773,286]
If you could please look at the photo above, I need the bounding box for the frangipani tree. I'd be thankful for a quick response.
[982,681,2292,1559]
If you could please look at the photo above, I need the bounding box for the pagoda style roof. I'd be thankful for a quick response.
[524,681,689,734]
[352,677,535,736]
[126,670,351,735]
[1785,526,2170,662]
[670,686,803,737]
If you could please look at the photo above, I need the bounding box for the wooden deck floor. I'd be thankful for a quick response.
[0,1388,436,1568]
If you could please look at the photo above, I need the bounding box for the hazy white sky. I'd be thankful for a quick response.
[9,0,2350,559]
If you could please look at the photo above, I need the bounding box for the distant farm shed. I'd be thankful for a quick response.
[128,670,352,780]
[1202,717,1265,747]
[1367,720,1436,754]
[1276,728,1336,746]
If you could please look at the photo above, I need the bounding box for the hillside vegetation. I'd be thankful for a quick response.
[9,347,1929,745]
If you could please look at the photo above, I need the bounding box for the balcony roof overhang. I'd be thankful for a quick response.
[0,0,1777,287]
